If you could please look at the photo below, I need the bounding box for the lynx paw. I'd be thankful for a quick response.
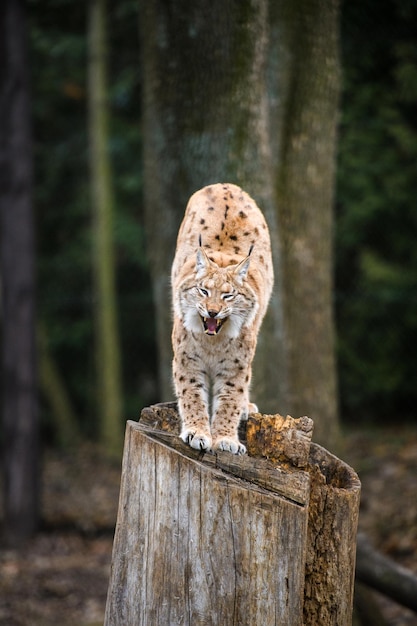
[180,429,212,451]
[214,437,247,455]
[241,402,259,421]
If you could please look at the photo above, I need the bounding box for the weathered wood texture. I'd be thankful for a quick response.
[304,445,361,625]
[105,403,360,626]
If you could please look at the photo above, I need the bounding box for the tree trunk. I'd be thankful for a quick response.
[270,0,341,448]
[140,0,286,407]
[38,324,80,447]
[0,0,39,545]
[88,0,123,457]
[105,403,360,625]
[141,0,341,451]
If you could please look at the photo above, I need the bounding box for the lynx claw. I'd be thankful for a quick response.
[214,437,247,455]
[180,429,212,451]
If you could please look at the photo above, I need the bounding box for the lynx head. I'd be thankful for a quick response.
[179,241,258,338]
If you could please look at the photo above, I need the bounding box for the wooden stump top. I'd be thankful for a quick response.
[139,402,313,506]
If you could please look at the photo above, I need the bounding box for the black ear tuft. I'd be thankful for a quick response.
[248,244,254,256]
[199,234,202,247]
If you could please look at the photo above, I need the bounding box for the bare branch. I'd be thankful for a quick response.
[356,532,417,613]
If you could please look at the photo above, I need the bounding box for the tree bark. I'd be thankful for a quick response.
[0,0,39,545]
[304,443,360,624]
[270,0,341,448]
[140,0,341,451]
[105,403,360,625]
[88,0,123,457]
[140,0,286,408]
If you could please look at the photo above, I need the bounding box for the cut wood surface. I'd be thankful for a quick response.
[105,403,360,626]
[140,403,312,506]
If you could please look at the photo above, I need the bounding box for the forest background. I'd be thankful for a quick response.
[1,0,417,623]
[22,0,417,446]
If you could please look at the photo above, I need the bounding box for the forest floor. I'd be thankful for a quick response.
[1,423,417,626]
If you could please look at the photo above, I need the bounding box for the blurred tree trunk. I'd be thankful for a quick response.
[88,0,123,457]
[0,0,39,545]
[141,0,286,407]
[38,325,80,448]
[269,0,341,448]
[141,0,340,450]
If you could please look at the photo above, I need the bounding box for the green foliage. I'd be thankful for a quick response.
[337,0,417,421]
[29,0,156,441]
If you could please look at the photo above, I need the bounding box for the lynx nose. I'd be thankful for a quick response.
[208,309,218,318]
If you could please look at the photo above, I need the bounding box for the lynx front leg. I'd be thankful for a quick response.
[173,356,212,451]
[211,378,249,455]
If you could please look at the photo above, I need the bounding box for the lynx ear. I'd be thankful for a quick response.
[196,237,212,277]
[234,256,251,283]
[233,244,253,284]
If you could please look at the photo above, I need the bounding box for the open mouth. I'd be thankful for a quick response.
[202,316,226,335]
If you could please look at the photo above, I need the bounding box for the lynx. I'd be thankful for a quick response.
[171,183,273,454]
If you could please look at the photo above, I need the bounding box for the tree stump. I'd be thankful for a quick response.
[104,403,360,626]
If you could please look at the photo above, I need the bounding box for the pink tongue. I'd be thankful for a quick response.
[206,318,218,333]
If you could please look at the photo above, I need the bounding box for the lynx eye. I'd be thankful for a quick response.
[222,293,236,301]
[198,287,210,297]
